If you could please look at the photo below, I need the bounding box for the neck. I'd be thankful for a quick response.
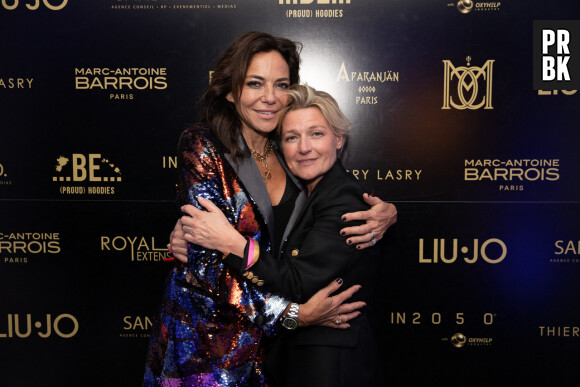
[241,127,270,153]
[306,177,323,196]
[305,160,337,195]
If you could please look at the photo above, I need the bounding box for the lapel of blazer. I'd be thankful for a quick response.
[279,161,343,254]
[224,134,275,243]
[274,143,308,251]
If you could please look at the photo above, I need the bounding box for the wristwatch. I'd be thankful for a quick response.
[281,303,299,330]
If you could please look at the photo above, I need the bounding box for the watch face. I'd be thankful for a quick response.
[283,318,298,330]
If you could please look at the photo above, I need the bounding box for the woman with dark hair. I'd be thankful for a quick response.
[144,31,396,386]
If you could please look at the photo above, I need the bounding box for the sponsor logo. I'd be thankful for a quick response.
[549,240,580,263]
[337,62,399,106]
[1,232,61,264]
[100,235,172,262]
[444,332,494,347]
[120,315,153,339]
[443,56,494,110]
[390,312,496,347]
[464,158,560,191]
[0,314,78,339]
[0,78,33,89]
[455,0,472,14]
[419,238,507,264]
[539,325,579,337]
[52,153,121,196]
[279,0,350,19]
[1,0,68,11]
[389,312,495,326]
[447,1,501,13]
[74,67,167,100]
[346,169,422,181]
[450,333,467,347]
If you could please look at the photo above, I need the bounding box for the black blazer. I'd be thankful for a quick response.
[228,161,380,386]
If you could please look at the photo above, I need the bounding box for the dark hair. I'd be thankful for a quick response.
[198,31,302,158]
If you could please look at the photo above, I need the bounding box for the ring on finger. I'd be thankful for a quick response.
[334,315,343,325]
[370,238,376,246]
[370,231,375,241]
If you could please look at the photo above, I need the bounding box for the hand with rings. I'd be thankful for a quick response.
[340,194,396,250]
[298,279,364,329]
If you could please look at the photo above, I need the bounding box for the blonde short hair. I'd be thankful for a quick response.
[277,84,351,139]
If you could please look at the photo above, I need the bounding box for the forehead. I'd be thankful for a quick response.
[282,107,329,131]
[246,50,290,77]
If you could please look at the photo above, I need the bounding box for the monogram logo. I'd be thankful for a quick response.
[442,57,494,110]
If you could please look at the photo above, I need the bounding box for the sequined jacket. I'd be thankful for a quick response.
[144,127,293,387]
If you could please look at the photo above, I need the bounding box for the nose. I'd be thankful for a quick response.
[261,84,276,104]
[298,137,311,154]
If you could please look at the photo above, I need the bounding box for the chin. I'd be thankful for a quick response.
[297,174,317,183]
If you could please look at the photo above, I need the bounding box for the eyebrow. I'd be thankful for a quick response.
[245,75,290,82]
[283,125,328,134]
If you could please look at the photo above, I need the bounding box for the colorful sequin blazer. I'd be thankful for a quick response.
[144,127,304,387]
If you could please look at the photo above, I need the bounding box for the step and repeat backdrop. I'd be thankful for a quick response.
[1,1,580,386]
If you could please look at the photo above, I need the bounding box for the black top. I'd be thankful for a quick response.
[271,176,299,254]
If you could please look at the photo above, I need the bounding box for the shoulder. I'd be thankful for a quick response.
[316,163,366,209]
[179,126,221,153]
[178,126,225,166]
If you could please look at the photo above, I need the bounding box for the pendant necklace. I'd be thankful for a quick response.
[250,140,273,181]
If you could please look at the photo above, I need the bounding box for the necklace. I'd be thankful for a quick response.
[249,140,273,180]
